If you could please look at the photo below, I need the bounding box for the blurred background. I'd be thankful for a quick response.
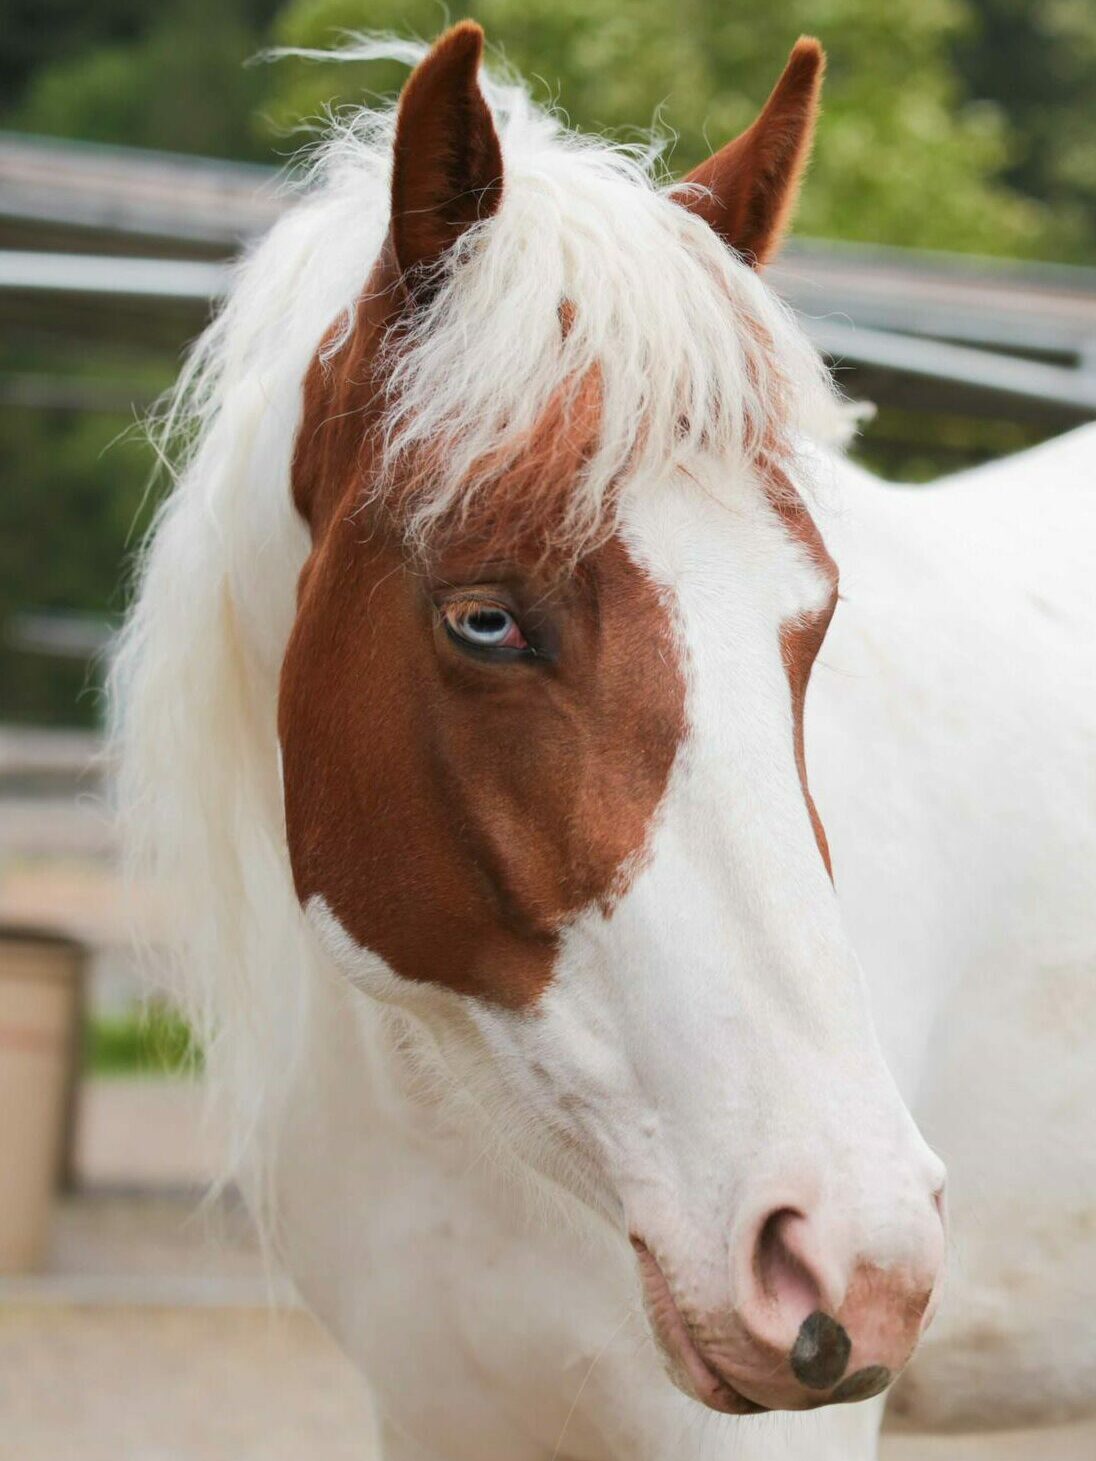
[0,3,1093,1457]
[3,0,1096,731]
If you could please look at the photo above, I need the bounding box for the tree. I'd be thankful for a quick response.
[0,385,156,725]
[956,0,1096,260]
[0,1,148,101]
[5,0,1086,258]
[6,0,281,162]
[268,0,1055,256]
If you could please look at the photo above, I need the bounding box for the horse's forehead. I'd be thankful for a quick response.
[291,282,609,558]
[278,522,688,1008]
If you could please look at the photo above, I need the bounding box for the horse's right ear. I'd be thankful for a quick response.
[390,22,504,289]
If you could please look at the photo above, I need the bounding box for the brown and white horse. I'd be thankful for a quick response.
[115,25,1096,1460]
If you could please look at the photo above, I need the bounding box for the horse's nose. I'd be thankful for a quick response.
[634,1153,946,1414]
[722,1175,947,1410]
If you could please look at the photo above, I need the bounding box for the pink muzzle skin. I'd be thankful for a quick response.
[631,1211,943,1416]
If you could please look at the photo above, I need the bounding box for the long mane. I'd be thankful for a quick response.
[110,37,849,1210]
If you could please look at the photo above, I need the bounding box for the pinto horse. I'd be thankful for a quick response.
[115,24,1096,1460]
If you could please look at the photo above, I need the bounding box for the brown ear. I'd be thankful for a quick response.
[678,37,824,267]
[390,22,504,286]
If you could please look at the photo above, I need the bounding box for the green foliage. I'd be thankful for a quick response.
[0,0,148,101]
[853,408,1053,482]
[2,0,1090,256]
[7,0,281,161]
[1,1,1092,726]
[269,0,1053,257]
[85,1003,199,1077]
[956,0,1096,261]
[0,346,166,726]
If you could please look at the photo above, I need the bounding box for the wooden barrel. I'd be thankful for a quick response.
[0,927,84,1272]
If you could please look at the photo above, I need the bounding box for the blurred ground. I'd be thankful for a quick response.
[0,1297,378,1461]
[2,775,1095,1460]
[1,1081,380,1461]
[2,1113,1094,1461]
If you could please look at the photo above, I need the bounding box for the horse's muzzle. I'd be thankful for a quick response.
[631,1183,945,1414]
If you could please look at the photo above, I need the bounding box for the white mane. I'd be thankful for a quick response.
[111,38,848,1211]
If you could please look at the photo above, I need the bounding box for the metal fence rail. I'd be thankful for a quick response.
[3,131,1095,423]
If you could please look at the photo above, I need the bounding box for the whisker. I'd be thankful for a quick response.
[550,1309,637,1461]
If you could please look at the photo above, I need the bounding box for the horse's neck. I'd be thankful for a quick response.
[807,432,1096,1100]
[820,423,1096,616]
[295,964,483,1150]
[270,956,619,1356]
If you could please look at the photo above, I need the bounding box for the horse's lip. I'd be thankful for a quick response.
[630,1236,769,1416]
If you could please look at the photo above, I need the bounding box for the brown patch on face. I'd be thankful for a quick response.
[765,465,838,877]
[282,283,685,1008]
[279,523,686,1007]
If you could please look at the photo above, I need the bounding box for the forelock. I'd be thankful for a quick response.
[303,39,852,558]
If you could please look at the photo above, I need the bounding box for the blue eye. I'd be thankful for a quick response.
[444,602,529,651]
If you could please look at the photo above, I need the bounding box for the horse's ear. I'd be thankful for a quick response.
[677,38,824,267]
[390,21,504,287]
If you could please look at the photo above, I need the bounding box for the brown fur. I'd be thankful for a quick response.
[771,480,838,879]
[390,22,503,287]
[679,38,825,267]
[279,514,686,1005]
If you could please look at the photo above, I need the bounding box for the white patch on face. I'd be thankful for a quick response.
[307,893,405,1000]
[306,894,468,1018]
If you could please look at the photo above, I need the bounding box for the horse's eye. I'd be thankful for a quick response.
[443,602,529,653]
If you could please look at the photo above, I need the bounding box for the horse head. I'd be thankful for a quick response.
[273,23,944,1417]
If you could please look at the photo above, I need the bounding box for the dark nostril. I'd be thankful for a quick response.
[790,1310,852,1390]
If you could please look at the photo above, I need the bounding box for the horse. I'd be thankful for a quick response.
[113,23,1096,1460]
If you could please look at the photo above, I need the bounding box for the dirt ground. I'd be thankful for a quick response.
[2,1194,1094,1461]
[3,1295,1096,1461]
[0,1304,377,1461]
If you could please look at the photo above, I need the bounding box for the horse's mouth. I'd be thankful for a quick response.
[630,1236,769,1416]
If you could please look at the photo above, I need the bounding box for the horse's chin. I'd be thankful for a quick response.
[631,1238,770,1417]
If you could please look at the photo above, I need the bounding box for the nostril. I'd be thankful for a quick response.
[755,1208,821,1321]
[790,1310,853,1390]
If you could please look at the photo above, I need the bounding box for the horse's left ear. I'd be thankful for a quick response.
[390,21,504,287]
[677,37,825,267]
